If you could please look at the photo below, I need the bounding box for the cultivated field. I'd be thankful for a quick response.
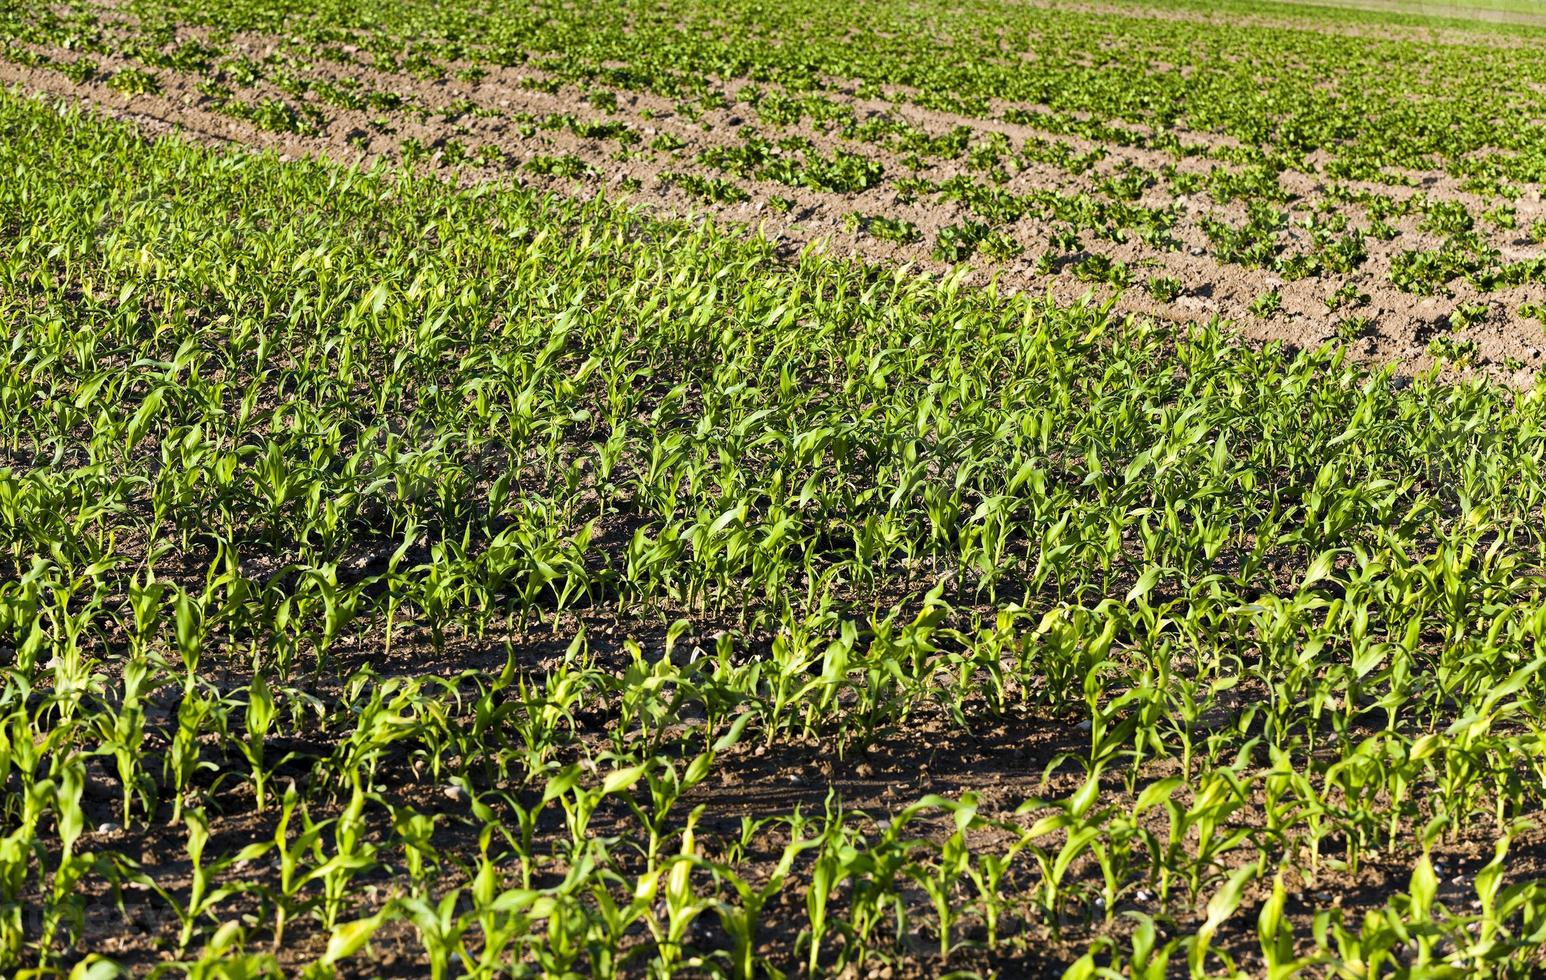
[4,0,1546,976]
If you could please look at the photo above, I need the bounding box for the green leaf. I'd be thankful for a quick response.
[1409,853,1437,919]
[1125,565,1161,605]
[322,911,386,965]
[1133,776,1182,814]
[124,387,165,453]
[601,764,647,797]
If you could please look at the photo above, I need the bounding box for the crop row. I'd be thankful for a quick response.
[4,0,1545,365]
[6,79,1546,972]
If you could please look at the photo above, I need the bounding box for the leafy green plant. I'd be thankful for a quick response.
[1145,275,1182,302]
[107,68,161,95]
[1250,289,1283,317]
